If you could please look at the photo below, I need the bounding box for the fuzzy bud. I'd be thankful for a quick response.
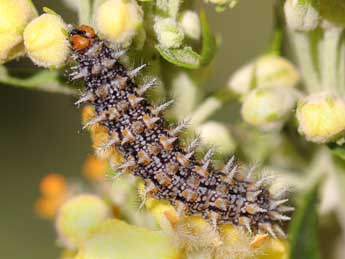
[74,219,180,259]
[284,0,320,31]
[154,18,184,48]
[196,121,236,154]
[56,194,111,249]
[241,86,298,131]
[228,55,300,96]
[24,13,69,68]
[95,0,143,46]
[179,11,201,40]
[296,92,345,143]
[0,0,37,63]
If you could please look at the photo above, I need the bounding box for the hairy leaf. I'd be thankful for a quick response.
[156,45,200,69]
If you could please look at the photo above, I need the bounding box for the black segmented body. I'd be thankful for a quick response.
[68,26,293,238]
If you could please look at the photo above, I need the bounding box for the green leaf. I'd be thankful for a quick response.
[199,10,217,66]
[328,142,345,160]
[0,66,76,95]
[288,181,321,259]
[156,45,200,69]
[156,12,216,69]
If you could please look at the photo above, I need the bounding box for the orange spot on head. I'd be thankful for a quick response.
[69,25,96,51]
[39,173,67,198]
[69,34,91,51]
[82,155,107,182]
[78,25,96,38]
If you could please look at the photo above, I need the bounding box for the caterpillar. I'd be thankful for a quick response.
[68,24,293,238]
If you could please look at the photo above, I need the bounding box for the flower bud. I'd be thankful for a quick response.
[196,121,236,154]
[0,0,37,63]
[228,55,300,96]
[56,194,111,249]
[74,219,180,259]
[154,18,184,48]
[296,92,345,143]
[284,0,320,31]
[241,86,298,131]
[24,13,69,68]
[172,72,199,121]
[179,11,201,40]
[95,0,143,46]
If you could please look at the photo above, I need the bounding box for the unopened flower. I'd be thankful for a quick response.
[82,155,107,182]
[296,92,345,143]
[241,86,298,131]
[24,13,69,68]
[154,18,184,48]
[196,121,236,153]
[0,0,37,63]
[56,194,112,249]
[228,55,300,96]
[180,11,201,40]
[95,0,143,46]
[40,173,67,197]
[284,0,320,31]
[35,173,68,219]
[172,72,200,121]
[74,219,181,259]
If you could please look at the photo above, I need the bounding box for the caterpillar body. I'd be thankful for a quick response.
[68,25,293,238]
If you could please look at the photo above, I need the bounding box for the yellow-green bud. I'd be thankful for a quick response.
[56,194,111,249]
[154,18,184,48]
[180,11,201,40]
[0,0,37,63]
[228,55,300,96]
[196,121,236,154]
[23,13,69,68]
[296,92,345,143]
[95,0,143,46]
[284,0,320,31]
[74,219,180,259]
[241,86,298,131]
[172,72,199,121]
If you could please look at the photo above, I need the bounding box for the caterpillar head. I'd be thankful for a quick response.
[69,25,96,51]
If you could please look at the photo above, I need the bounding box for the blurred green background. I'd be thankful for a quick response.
[0,0,274,258]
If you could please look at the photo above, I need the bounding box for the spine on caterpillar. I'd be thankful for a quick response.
[68,25,294,238]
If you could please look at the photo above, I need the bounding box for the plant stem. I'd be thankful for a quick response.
[289,30,322,92]
[268,0,285,55]
[0,69,77,95]
[320,28,343,95]
[189,96,223,127]
[78,0,92,25]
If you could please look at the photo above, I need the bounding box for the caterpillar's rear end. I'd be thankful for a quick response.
[68,25,294,239]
